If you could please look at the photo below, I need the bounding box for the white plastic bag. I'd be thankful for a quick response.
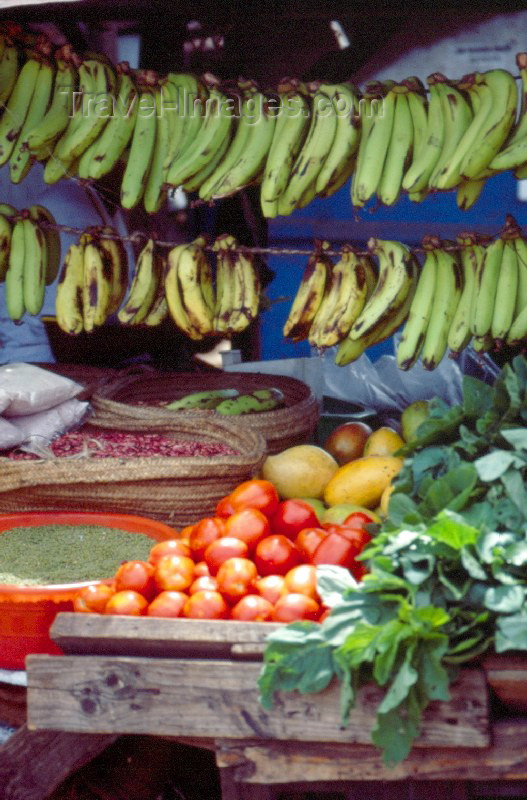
[0,417,25,450]
[9,398,91,455]
[0,363,83,417]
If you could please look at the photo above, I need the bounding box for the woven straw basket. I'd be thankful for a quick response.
[0,416,266,528]
[91,371,320,454]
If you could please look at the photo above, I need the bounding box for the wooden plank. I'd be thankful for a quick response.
[0,683,26,729]
[50,614,282,659]
[0,724,117,800]
[215,719,527,782]
[483,654,527,712]
[26,655,489,748]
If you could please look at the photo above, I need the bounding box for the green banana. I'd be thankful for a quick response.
[0,53,41,166]
[309,247,367,348]
[428,76,473,189]
[421,245,463,370]
[166,78,233,188]
[165,242,205,340]
[9,56,54,183]
[25,45,77,153]
[349,237,417,340]
[175,239,215,335]
[215,388,285,415]
[402,77,445,193]
[209,90,276,200]
[5,217,26,322]
[163,72,209,175]
[120,85,157,209]
[513,233,527,321]
[84,63,138,180]
[456,177,486,210]
[459,68,517,180]
[278,82,339,215]
[56,58,115,162]
[471,235,504,337]
[260,80,311,215]
[447,235,480,354]
[143,84,171,212]
[377,86,413,206]
[352,82,396,206]
[491,239,518,344]
[315,81,361,197]
[0,35,19,105]
[396,246,437,370]
[22,216,47,316]
[166,389,240,411]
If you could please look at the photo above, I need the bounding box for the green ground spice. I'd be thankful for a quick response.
[0,524,154,586]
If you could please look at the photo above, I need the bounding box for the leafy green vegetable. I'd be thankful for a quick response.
[259,356,527,767]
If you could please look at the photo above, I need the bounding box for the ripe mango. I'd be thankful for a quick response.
[363,427,404,457]
[323,455,404,509]
[262,445,339,500]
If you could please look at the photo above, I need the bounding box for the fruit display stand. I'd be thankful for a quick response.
[0,613,521,800]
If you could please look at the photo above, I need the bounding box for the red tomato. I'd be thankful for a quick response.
[179,524,195,544]
[148,539,191,567]
[311,531,359,569]
[224,507,270,551]
[194,560,211,577]
[230,594,274,621]
[271,499,321,540]
[284,564,319,600]
[343,511,378,527]
[183,590,229,619]
[272,593,321,623]
[294,527,328,561]
[189,575,218,594]
[215,494,235,518]
[189,516,226,560]
[254,534,302,576]
[204,536,249,575]
[228,479,280,518]
[154,554,195,592]
[105,590,148,616]
[114,560,157,601]
[73,583,114,614]
[146,591,188,618]
[252,574,287,605]
[324,523,371,552]
[319,606,332,622]
[216,557,258,604]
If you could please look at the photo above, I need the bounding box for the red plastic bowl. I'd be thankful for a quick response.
[0,511,179,669]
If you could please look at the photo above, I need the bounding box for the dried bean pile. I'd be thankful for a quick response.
[8,428,239,460]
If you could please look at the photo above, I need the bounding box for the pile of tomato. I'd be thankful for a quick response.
[73,479,376,623]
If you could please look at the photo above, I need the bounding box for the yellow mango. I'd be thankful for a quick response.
[323,455,404,509]
[363,427,405,457]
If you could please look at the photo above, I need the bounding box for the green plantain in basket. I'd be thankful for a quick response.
[166,389,240,411]
[215,388,285,415]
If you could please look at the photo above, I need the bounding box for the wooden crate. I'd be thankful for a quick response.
[26,614,491,749]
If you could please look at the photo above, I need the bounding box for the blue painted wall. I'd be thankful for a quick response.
[261,171,526,361]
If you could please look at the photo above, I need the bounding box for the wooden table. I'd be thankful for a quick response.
[1,614,527,800]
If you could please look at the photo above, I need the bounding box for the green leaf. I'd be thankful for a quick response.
[316,565,358,607]
[495,611,527,652]
[372,620,413,686]
[460,547,488,581]
[500,427,527,449]
[477,531,518,564]
[371,701,420,766]
[377,645,418,714]
[474,450,525,482]
[386,493,423,528]
[400,552,435,586]
[503,540,527,567]
[484,585,525,613]
[462,375,493,418]
[419,465,478,517]
[500,468,527,518]
[418,637,450,701]
[426,510,479,550]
